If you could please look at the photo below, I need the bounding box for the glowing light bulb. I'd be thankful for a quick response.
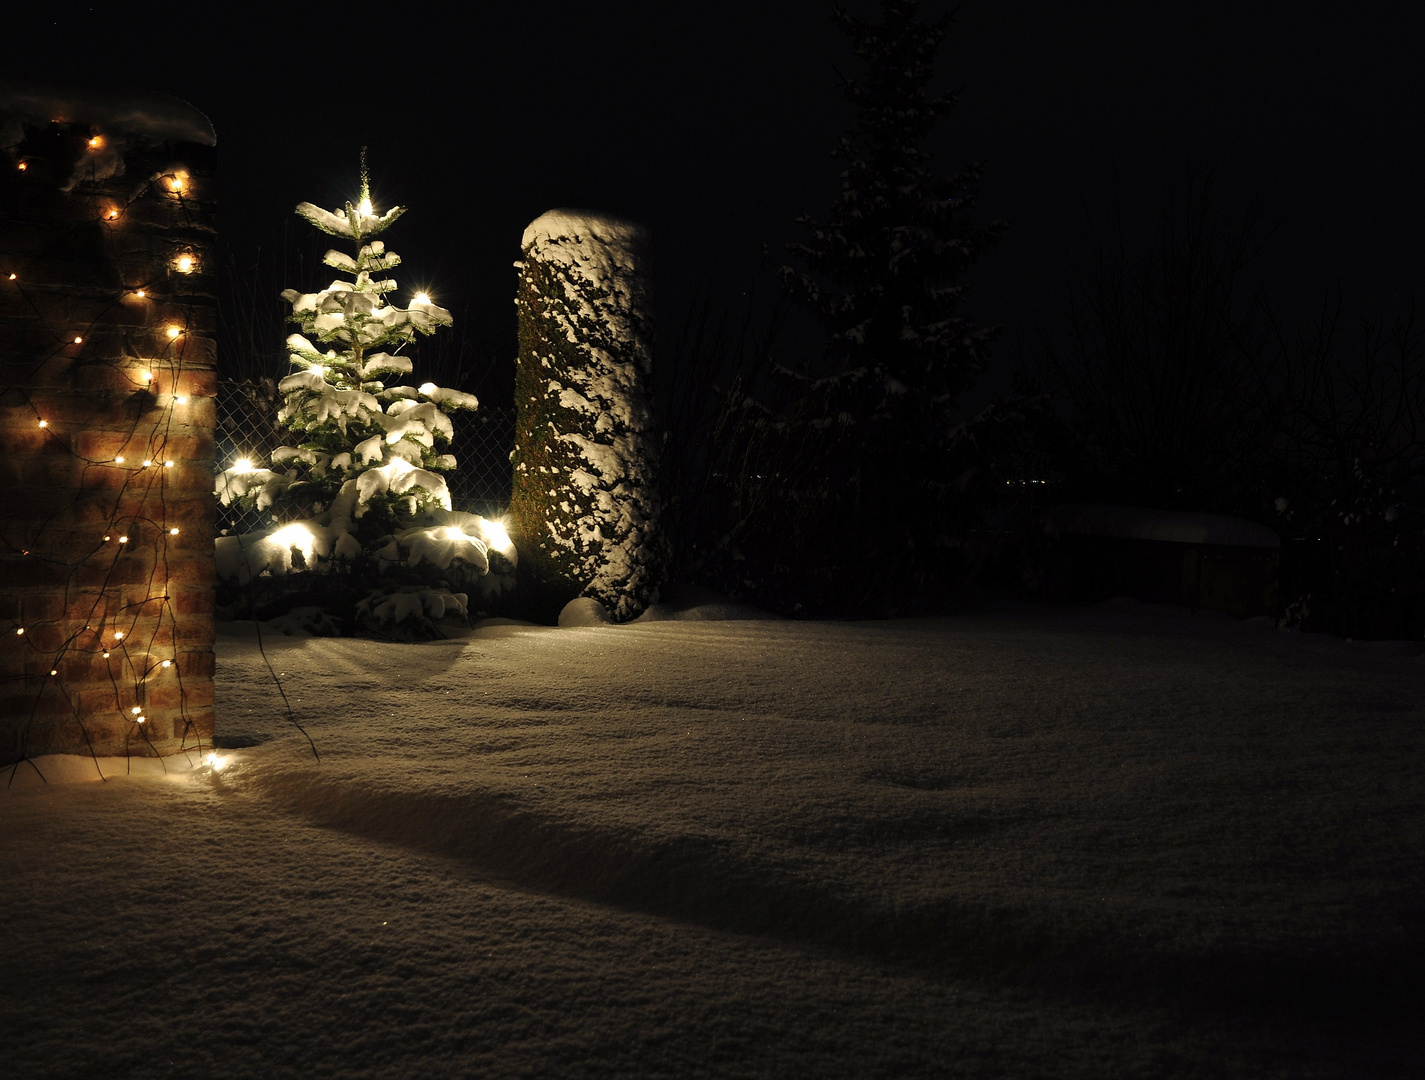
[114,456,124,464]
[72,336,82,344]
[15,627,23,635]
[311,364,325,377]
[102,651,110,659]
[105,208,119,220]
[103,535,111,541]
[134,289,146,299]
[166,326,181,339]
[8,273,15,280]
[17,161,27,171]
[169,527,179,535]
[161,659,172,668]
[114,630,124,639]
[135,715,145,724]
[174,395,188,404]
[484,519,513,553]
[413,292,431,305]
[118,535,129,544]
[359,197,373,216]
[87,135,102,149]
[163,460,174,468]
[37,419,47,428]
[167,175,184,192]
[141,459,152,467]
[206,753,227,772]
[176,255,194,273]
[50,669,57,676]
[232,457,253,474]
[131,706,142,714]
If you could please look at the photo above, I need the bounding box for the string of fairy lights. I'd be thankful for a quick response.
[2,123,215,776]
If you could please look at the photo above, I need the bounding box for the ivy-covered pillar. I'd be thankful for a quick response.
[509,209,664,623]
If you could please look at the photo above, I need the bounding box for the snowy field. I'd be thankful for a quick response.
[3,594,1423,1079]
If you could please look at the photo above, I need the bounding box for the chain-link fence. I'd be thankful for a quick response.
[215,379,514,534]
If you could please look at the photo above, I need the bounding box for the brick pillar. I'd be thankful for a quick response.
[0,86,218,767]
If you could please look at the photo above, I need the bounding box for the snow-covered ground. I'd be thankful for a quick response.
[3,594,1422,1078]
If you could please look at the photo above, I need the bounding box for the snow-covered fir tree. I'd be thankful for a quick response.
[509,209,664,623]
[725,0,1008,614]
[215,169,514,630]
[781,1,999,416]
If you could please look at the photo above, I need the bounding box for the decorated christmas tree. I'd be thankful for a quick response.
[215,160,514,630]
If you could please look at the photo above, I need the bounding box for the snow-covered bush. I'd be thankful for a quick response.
[510,209,664,622]
[214,173,514,630]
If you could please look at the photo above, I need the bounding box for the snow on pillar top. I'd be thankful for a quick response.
[0,81,215,191]
[0,81,216,145]
[521,209,653,375]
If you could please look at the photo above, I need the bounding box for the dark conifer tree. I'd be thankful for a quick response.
[766,0,1004,612]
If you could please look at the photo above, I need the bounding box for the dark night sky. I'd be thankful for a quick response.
[9,1,1425,394]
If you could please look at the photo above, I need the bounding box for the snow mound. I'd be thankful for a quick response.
[559,597,612,626]
[2,751,210,789]
[557,585,777,626]
[633,583,781,622]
